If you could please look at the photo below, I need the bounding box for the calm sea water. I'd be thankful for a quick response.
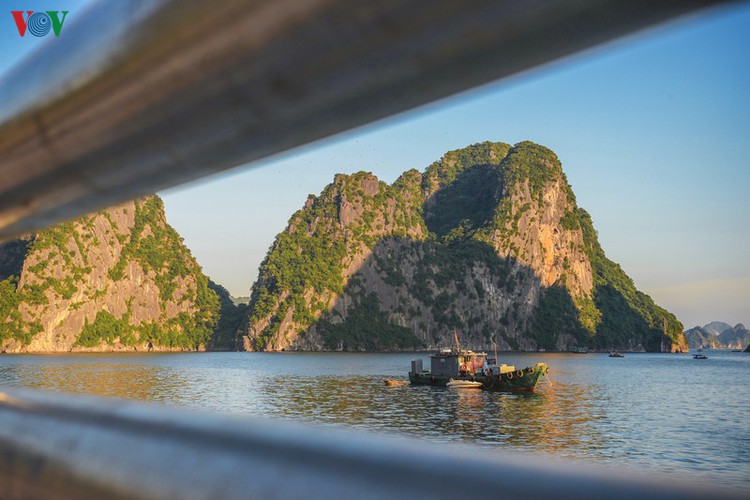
[1,351,748,486]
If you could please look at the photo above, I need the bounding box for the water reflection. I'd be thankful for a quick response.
[0,357,192,401]
[246,371,608,460]
[0,351,747,488]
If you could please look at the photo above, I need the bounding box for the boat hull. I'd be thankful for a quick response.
[409,363,548,392]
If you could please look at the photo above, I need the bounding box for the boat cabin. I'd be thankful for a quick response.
[430,349,482,377]
[410,349,517,379]
[426,349,515,377]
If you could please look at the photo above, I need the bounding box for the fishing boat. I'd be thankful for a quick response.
[693,354,708,360]
[608,351,624,358]
[408,348,548,392]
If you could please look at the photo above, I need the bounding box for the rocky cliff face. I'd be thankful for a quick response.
[0,196,241,352]
[243,141,686,352]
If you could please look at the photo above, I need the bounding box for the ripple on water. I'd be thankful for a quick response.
[0,351,747,487]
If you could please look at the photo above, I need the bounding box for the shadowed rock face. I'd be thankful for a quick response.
[243,141,686,353]
[0,196,241,353]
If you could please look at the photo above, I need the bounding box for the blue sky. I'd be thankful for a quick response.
[2,2,749,328]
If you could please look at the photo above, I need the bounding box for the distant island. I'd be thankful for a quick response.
[0,141,688,353]
[684,322,750,350]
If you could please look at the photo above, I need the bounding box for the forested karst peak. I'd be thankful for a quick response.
[0,195,242,352]
[243,141,686,353]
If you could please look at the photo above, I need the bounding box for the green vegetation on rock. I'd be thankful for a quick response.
[422,141,510,192]
[77,311,134,347]
[500,142,562,202]
[244,140,685,352]
[426,165,501,239]
[0,276,43,344]
[577,208,683,349]
[529,284,589,350]
[319,292,422,351]
[0,195,242,351]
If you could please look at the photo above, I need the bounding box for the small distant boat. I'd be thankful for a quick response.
[446,379,483,389]
[572,347,589,354]
[693,354,708,360]
[608,351,624,358]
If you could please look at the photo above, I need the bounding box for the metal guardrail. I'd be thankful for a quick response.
[0,387,743,499]
[0,0,734,240]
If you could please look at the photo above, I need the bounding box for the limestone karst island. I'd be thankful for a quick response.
[0,141,686,354]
